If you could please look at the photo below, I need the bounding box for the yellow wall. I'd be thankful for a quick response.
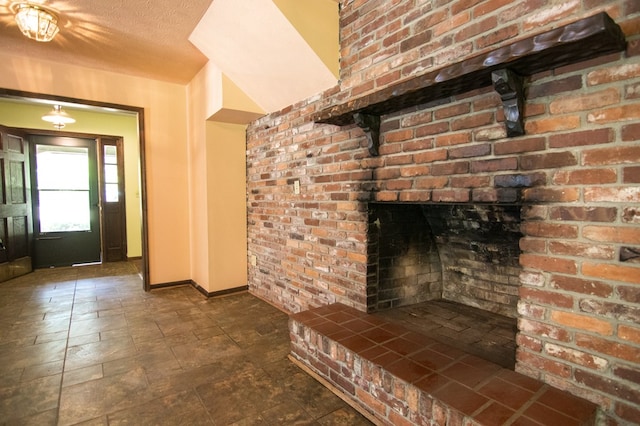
[220,75,264,117]
[206,121,248,290]
[0,53,191,285]
[0,101,142,258]
[273,0,340,78]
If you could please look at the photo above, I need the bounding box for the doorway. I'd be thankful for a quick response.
[31,135,101,268]
[0,88,149,289]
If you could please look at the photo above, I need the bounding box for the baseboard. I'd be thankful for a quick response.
[191,280,249,298]
[149,279,192,290]
[149,279,248,298]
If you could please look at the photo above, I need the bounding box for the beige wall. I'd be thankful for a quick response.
[0,101,142,258]
[0,53,191,285]
[205,121,248,291]
[0,5,337,290]
[186,64,212,290]
[187,62,252,293]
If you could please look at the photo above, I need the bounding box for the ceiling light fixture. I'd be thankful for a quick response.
[42,105,75,129]
[13,3,59,42]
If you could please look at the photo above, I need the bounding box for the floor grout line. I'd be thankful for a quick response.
[55,268,78,426]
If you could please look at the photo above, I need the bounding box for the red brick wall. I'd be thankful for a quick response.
[247,0,640,423]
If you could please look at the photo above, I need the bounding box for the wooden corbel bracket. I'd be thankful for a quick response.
[354,113,381,156]
[492,69,525,137]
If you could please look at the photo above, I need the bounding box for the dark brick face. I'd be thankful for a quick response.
[624,166,640,183]
[550,207,618,222]
[495,173,546,188]
[246,1,640,424]
[520,152,578,170]
[528,75,584,98]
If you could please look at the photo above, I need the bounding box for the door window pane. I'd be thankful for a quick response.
[103,146,119,202]
[105,183,119,203]
[105,164,118,183]
[104,145,117,164]
[39,191,90,232]
[36,145,91,232]
[36,145,89,190]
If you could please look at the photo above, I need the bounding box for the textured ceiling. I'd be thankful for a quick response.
[0,0,212,84]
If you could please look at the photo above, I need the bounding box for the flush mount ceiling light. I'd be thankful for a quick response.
[42,105,75,129]
[13,3,59,42]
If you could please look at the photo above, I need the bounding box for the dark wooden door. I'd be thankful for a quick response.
[31,135,101,267]
[99,137,127,262]
[0,125,32,281]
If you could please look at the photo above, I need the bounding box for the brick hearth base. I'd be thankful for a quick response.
[289,303,598,425]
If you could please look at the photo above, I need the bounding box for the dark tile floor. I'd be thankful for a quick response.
[0,262,372,425]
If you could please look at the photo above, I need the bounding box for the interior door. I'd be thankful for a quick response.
[31,135,101,267]
[0,125,32,282]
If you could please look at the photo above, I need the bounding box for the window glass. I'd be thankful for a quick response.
[103,145,119,202]
[36,145,90,232]
[105,183,119,203]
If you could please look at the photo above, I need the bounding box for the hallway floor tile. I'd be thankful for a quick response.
[0,262,371,425]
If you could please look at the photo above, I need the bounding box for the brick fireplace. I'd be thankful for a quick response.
[247,1,640,424]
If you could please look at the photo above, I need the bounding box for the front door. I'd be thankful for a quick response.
[31,135,101,267]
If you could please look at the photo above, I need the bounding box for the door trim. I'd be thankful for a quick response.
[0,88,150,290]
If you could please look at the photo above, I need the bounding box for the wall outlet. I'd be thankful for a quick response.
[250,254,257,266]
[294,180,300,194]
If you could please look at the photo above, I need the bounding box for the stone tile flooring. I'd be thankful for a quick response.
[0,262,372,425]
[376,300,518,369]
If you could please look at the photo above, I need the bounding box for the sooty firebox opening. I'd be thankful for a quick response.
[367,203,522,367]
[367,203,523,317]
[367,203,522,317]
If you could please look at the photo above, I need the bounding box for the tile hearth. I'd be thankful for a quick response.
[376,300,517,369]
[290,303,598,426]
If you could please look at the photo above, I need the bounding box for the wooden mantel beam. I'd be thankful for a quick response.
[313,12,627,149]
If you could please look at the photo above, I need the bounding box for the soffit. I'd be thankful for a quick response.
[189,0,338,113]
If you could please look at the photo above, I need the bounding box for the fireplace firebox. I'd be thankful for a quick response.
[367,202,522,367]
[367,203,523,317]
